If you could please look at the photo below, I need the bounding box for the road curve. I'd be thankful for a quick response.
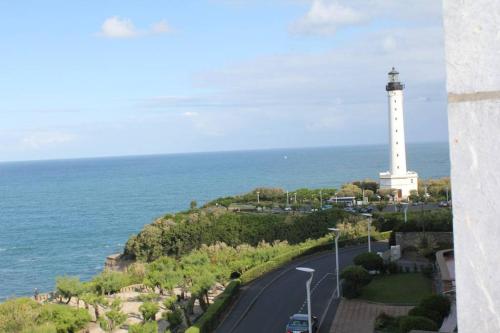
[215,242,388,333]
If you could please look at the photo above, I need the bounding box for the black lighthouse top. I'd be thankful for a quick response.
[386,67,404,91]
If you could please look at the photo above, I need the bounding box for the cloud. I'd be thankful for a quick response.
[151,20,172,34]
[146,24,447,146]
[99,16,171,38]
[382,36,397,52]
[21,131,76,149]
[291,0,442,36]
[292,0,366,35]
[183,111,199,117]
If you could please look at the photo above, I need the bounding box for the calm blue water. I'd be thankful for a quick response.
[0,143,450,300]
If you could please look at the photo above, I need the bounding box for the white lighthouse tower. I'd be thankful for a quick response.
[379,67,418,199]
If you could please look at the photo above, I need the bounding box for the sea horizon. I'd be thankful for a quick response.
[0,142,450,300]
[0,140,448,165]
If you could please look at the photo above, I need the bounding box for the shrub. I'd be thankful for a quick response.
[0,298,41,333]
[340,266,371,299]
[129,322,158,333]
[419,295,451,324]
[163,295,177,311]
[166,309,183,329]
[374,312,398,331]
[408,306,442,326]
[398,315,438,333]
[139,302,159,322]
[137,293,159,303]
[340,265,371,285]
[22,323,57,333]
[38,304,91,333]
[406,294,451,327]
[353,252,384,271]
[342,280,361,299]
[385,261,399,275]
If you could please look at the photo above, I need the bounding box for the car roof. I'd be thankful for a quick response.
[291,314,308,320]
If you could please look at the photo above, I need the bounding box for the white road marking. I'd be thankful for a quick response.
[298,272,334,313]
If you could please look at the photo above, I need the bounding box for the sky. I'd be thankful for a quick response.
[0,0,447,162]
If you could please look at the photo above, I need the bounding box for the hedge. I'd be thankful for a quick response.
[185,279,241,333]
[408,294,451,326]
[398,315,439,333]
[185,234,380,332]
[240,238,331,284]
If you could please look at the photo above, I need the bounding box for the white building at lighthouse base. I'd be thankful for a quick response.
[379,171,418,199]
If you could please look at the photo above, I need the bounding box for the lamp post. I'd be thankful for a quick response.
[328,227,341,298]
[319,190,323,209]
[361,213,372,253]
[256,191,260,204]
[286,191,289,207]
[296,267,315,333]
[401,202,409,223]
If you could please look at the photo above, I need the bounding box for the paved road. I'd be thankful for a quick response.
[215,242,388,333]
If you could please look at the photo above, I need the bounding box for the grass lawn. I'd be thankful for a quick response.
[359,273,432,305]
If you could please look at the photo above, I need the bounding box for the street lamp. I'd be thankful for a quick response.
[328,227,341,298]
[296,267,315,333]
[256,191,260,204]
[401,202,409,223]
[361,213,372,253]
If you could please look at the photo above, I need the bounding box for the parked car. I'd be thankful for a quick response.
[286,313,318,333]
[344,207,355,213]
[439,201,449,207]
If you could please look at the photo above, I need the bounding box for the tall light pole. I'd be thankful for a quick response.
[328,227,341,298]
[286,191,289,207]
[319,190,323,209]
[361,213,372,253]
[402,202,409,223]
[296,267,315,333]
[256,191,260,204]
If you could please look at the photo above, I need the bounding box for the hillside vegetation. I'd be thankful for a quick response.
[124,206,347,261]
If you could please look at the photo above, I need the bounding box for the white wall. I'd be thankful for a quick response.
[443,1,500,332]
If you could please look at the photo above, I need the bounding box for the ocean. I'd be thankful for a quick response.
[0,143,450,300]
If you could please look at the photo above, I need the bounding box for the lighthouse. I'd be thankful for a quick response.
[379,67,418,199]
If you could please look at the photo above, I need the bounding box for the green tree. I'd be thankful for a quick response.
[55,276,85,305]
[144,257,183,295]
[99,299,127,332]
[91,271,129,295]
[181,252,216,311]
[80,293,108,320]
[337,183,362,198]
[139,302,159,322]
